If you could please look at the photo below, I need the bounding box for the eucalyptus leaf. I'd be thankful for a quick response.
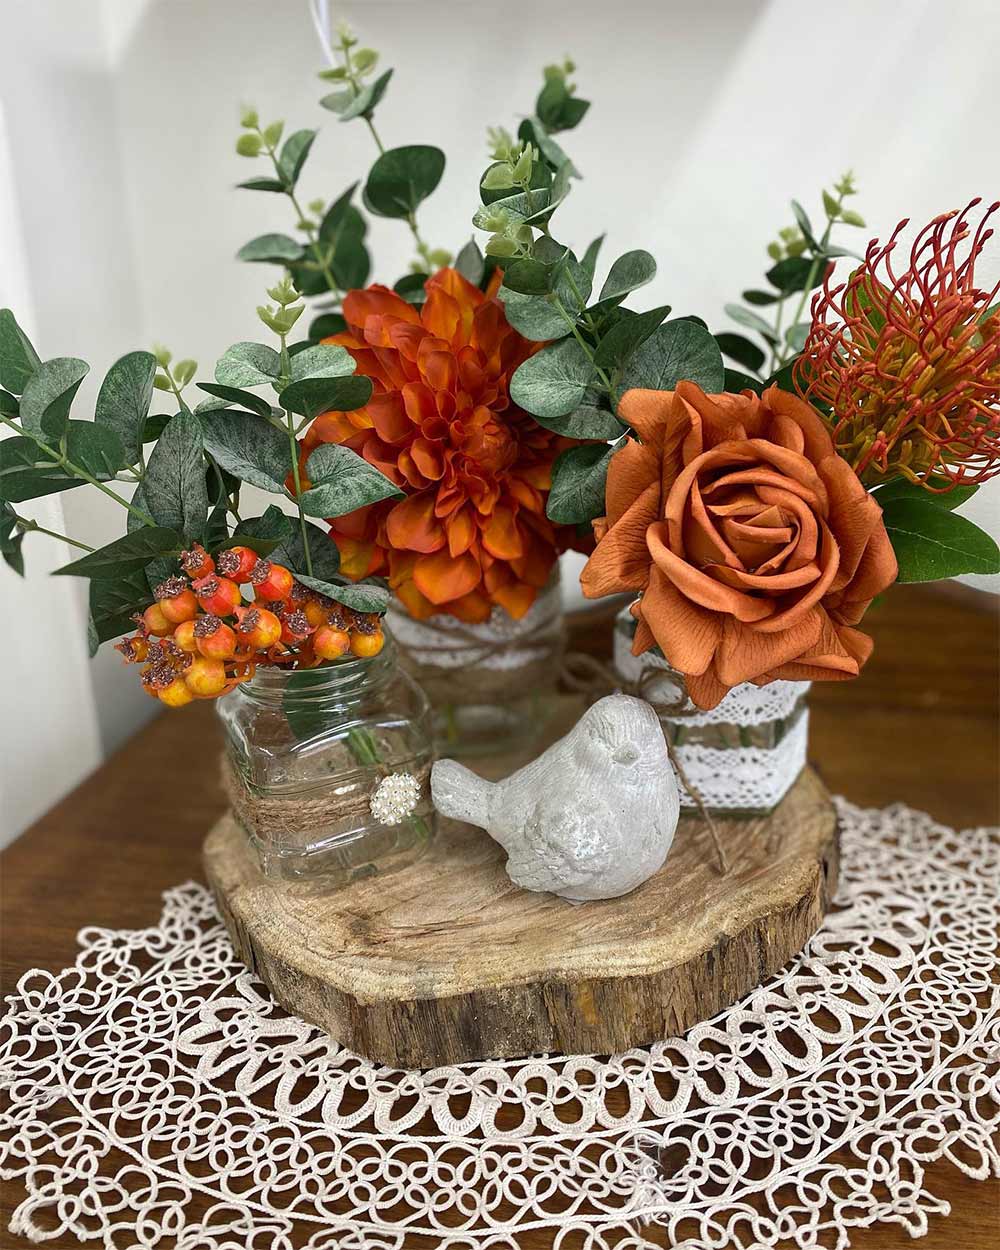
[199,409,290,493]
[599,250,656,302]
[0,389,18,417]
[227,504,295,555]
[289,343,356,383]
[88,567,153,651]
[725,304,778,341]
[237,177,286,193]
[715,332,766,374]
[479,155,550,206]
[620,320,725,396]
[501,258,552,296]
[64,420,127,480]
[294,573,390,613]
[279,374,373,421]
[724,368,764,395]
[332,68,392,121]
[272,519,341,583]
[94,351,156,464]
[785,321,810,353]
[883,498,1000,582]
[509,338,594,421]
[309,313,347,342]
[766,256,825,295]
[215,342,282,388]
[318,183,362,243]
[0,309,41,395]
[394,273,428,304]
[532,404,626,439]
[54,526,182,578]
[143,411,208,541]
[237,233,306,265]
[1,502,24,576]
[196,382,274,418]
[19,358,89,439]
[546,443,614,525]
[277,129,316,187]
[498,289,570,342]
[454,239,484,286]
[593,305,670,369]
[742,289,780,307]
[790,199,819,251]
[300,443,402,518]
[580,234,604,281]
[364,145,445,219]
[0,438,78,502]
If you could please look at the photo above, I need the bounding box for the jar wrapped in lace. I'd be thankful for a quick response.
[613,607,809,815]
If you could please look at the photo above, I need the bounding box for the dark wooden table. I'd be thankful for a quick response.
[3,583,998,1248]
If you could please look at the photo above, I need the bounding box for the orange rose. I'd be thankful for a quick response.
[580,382,898,709]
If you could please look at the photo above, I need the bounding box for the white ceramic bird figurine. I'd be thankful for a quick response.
[431,693,680,902]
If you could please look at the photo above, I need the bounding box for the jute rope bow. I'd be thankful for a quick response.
[560,652,730,875]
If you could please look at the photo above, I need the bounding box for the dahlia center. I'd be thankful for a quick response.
[459,409,517,474]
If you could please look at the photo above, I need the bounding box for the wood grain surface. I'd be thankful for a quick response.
[205,748,838,1066]
[2,583,997,1248]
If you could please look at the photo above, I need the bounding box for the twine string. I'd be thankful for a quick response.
[559,653,730,875]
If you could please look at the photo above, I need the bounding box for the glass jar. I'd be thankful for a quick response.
[386,569,565,758]
[216,638,436,884]
[613,607,809,815]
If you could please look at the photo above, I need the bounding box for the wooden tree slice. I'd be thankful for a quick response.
[205,703,839,1068]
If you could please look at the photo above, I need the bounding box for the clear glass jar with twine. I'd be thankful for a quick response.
[386,569,565,758]
[216,638,436,885]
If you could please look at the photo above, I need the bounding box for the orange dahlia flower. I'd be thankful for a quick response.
[302,268,580,622]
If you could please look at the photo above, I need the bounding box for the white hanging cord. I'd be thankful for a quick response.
[308,0,337,66]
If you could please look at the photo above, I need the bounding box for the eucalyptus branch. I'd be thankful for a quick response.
[334,29,437,271]
[274,329,314,578]
[261,131,344,301]
[11,511,94,552]
[0,413,158,527]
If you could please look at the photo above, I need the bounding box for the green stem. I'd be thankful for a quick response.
[160,361,192,415]
[552,297,615,394]
[339,37,434,270]
[279,333,314,577]
[260,134,343,300]
[0,414,157,526]
[13,515,94,552]
[774,192,846,370]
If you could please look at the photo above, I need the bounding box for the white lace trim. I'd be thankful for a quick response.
[387,572,562,672]
[2,799,998,1248]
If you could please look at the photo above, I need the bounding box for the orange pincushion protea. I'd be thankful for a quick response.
[302,267,580,622]
[795,200,1000,491]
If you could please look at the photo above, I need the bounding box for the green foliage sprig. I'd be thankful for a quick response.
[0,286,396,654]
[470,64,725,529]
[719,172,865,382]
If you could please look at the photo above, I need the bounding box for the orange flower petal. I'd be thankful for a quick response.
[480,506,524,560]
[385,493,446,553]
[413,549,481,605]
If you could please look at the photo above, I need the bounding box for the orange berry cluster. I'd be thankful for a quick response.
[115,544,385,708]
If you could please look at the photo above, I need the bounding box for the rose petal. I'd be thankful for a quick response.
[647,522,774,622]
[715,610,823,687]
[638,564,722,676]
[579,480,661,597]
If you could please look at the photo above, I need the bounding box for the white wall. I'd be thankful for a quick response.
[2,0,998,841]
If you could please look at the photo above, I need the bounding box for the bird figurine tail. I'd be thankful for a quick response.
[431,759,491,829]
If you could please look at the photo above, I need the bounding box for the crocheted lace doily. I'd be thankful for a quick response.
[2,799,998,1249]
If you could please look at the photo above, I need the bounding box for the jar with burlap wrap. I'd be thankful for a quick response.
[386,569,565,758]
[216,639,436,884]
[613,606,810,815]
